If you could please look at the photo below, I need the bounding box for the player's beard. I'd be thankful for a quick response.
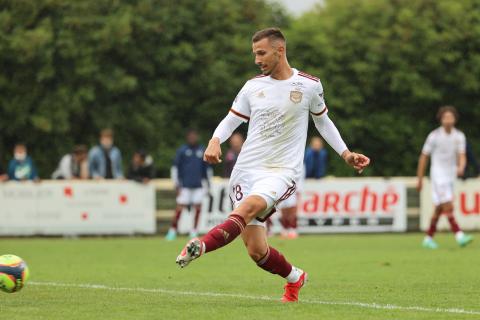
[260,59,279,76]
[263,53,281,75]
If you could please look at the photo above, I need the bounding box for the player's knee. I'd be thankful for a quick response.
[236,198,265,220]
[245,243,267,262]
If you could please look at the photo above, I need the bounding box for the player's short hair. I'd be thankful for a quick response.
[437,105,459,121]
[252,27,286,44]
[100,128,114,138]
[186,128,198,136]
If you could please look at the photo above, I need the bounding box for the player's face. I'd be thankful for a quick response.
[441,111,456,129]
[252,38,282,75]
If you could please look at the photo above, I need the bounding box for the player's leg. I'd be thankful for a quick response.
[190,188,205,238]
[241,224,307,302]
[176,194,266,267]
[279,208,289,237]
[191,204,201,238]
[442,201,473,247]
[166,203,185,241]
[283,206,298,239]
[423,205,441,249]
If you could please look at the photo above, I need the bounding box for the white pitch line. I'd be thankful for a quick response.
[29,281,480,316]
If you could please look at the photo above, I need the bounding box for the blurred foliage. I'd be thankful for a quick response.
[0,0,288,177]
[288,0,480,176]
[0,0,479,177]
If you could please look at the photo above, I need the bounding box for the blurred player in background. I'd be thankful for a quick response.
[166,129,212,241]
[176,28,370,302]
[417,106,473,249]
[276,175,301,239]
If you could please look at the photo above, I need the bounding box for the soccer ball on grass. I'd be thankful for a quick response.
[0,254,29,293]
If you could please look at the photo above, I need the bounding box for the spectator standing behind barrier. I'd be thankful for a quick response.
[52,145,89,179]
[223,132,244,178]
[7,143,39,181]
[166,129,212,241]
[304,136,327,178]
[88,129,123,179]
[127,150,155,183]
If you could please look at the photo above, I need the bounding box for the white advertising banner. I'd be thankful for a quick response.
[420,179,480,231]
[0,181,156,235]
[177,179,407,234]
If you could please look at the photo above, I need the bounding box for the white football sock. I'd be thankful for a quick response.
[455,231,465,241]
[286,266,303,283]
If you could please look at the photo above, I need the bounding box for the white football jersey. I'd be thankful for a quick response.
[422,127,466,183]
[230,68,327,181]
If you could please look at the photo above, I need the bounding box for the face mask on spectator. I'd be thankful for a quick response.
[14,152,26,161]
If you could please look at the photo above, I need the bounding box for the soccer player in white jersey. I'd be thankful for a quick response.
[417,106,473,249]
[176,28,370,302]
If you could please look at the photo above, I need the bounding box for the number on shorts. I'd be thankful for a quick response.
[233,185,243,201]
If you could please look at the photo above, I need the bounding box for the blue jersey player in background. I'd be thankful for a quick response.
[166,129,212,240]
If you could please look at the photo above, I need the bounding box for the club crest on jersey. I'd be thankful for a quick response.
[290,90,303,104]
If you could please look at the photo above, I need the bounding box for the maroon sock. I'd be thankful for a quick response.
[446,212,461,233]
[280,216,289,229]
[193,206,201,229]
[427,215,439,237]
[290,215,297,230]
[171,207,182,229]
[201,214,246,253]
[256,246,292,278]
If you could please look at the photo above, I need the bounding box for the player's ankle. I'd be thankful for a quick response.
[285,266,303,283]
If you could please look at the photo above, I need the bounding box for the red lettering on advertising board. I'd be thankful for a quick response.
[303,193,319,213]
[344,192,358,213]
[360,187,377,212]
[323,193,340,212]
[382,188,399,212]
[460,192,480,215]
[302,186,400,215]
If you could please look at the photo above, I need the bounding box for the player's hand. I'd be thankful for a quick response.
[457,167,464,177]
[416,178,423,192]
[204,138,222,164]
[342,150,370,174]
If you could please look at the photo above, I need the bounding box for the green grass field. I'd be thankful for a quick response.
[0,234,479,320]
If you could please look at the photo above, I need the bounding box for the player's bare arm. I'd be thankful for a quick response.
[416,153,429,192]
[457,152,466,177]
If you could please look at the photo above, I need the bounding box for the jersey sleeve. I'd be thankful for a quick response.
[230,83,251,122]
[458,132,466,154]
[309,81,328,117]
[421,132,435,155]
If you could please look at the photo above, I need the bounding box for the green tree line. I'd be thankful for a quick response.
[0,0,479,177]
